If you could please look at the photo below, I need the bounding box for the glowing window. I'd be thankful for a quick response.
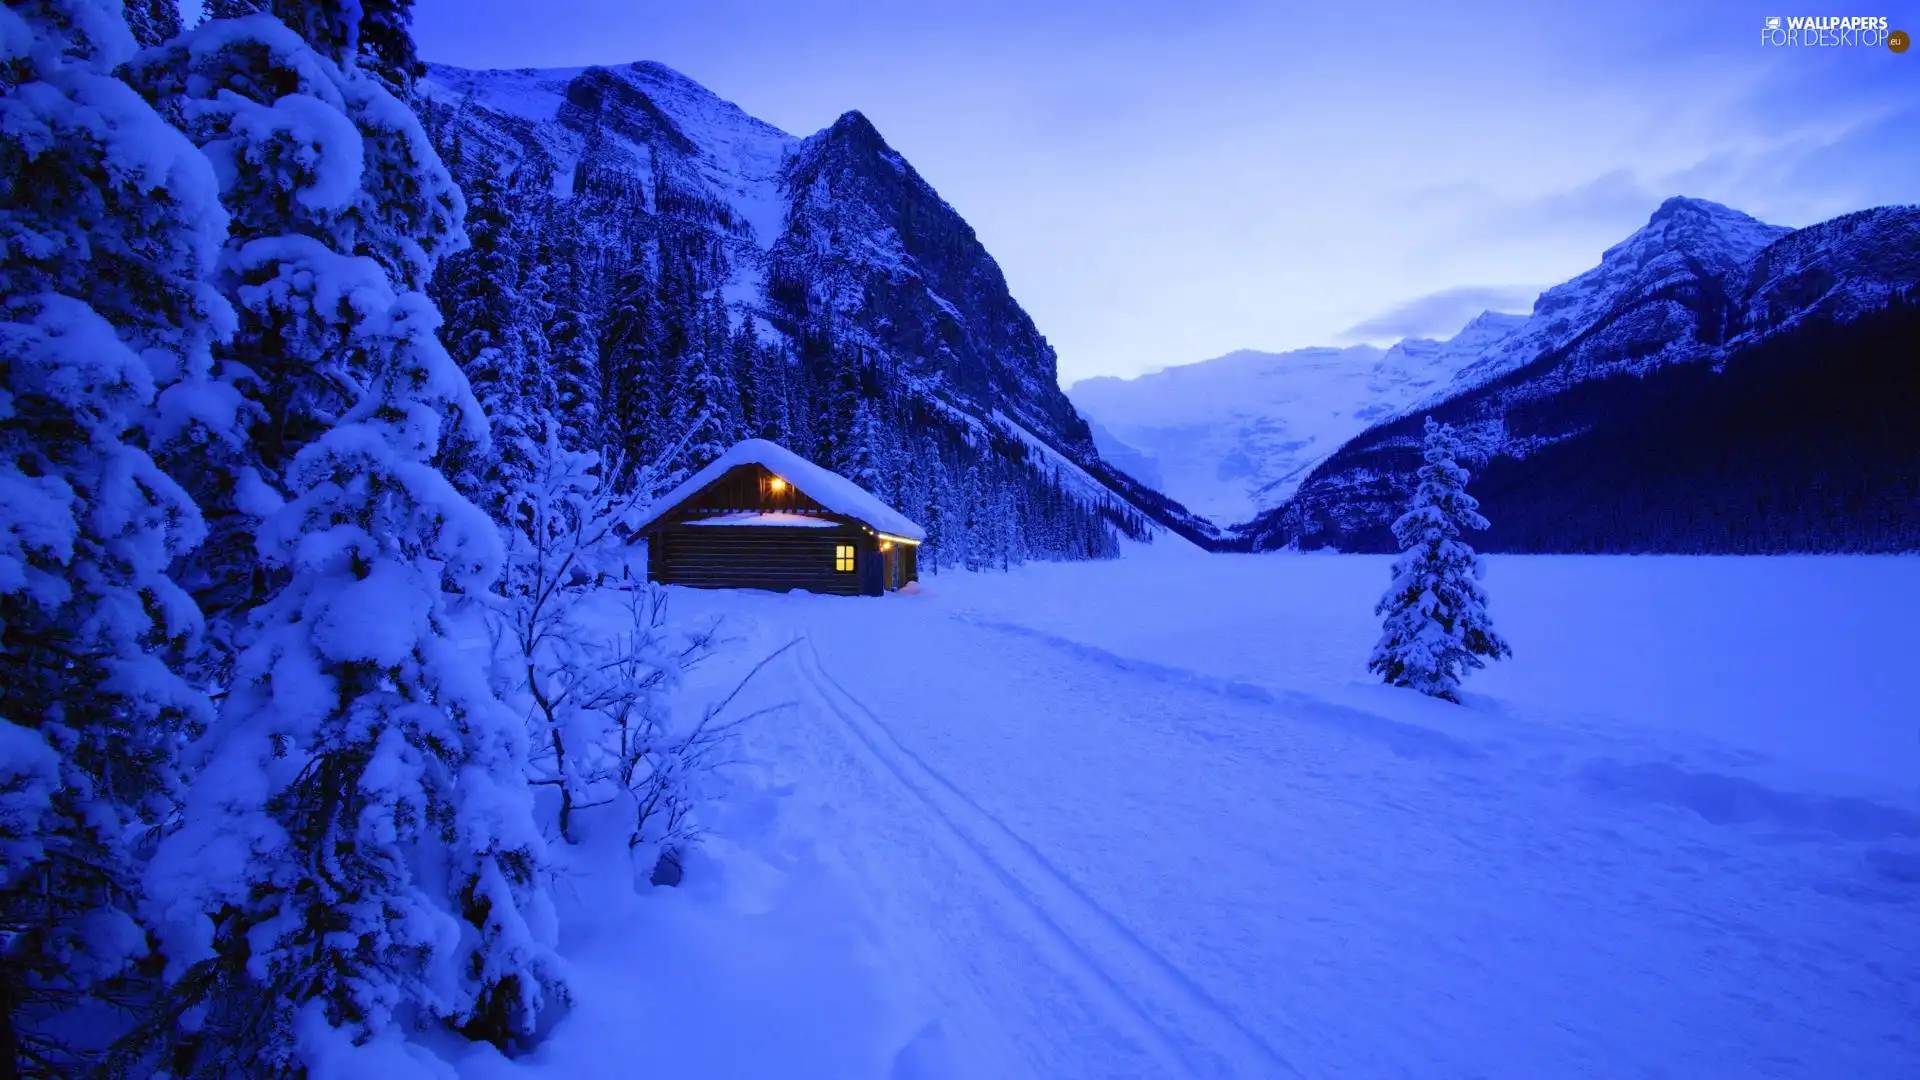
[834,544,855,572]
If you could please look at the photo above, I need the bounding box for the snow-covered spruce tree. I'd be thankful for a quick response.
[0,1,229,1072]
[726,318,764,437]
[673,329,740,470]
[1368,416,1511,703]
[342,0,423,95]
[961,463,988,571]
[121,5,459,655]
[995,484,1021,570]
[120,8,564,1072]
[595,258,657,468]
[844,398,890,498]
[699,297,744,448]
[429,146,555,516]
[122,0,181,48]
[260,0,427,92]
[547,229,607,455]
[757,342,797,445]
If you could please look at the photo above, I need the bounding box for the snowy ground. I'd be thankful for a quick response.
[468,545,1920,1080]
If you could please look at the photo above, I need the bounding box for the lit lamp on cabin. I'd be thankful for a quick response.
[880,540,893,551]
[768,476,786,493]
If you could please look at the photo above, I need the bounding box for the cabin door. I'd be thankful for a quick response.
[859,544,885,596]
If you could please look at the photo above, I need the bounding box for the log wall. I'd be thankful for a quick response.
[651,525,879,596]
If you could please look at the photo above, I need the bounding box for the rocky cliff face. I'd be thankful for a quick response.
[772,110,1084,442]
[1237,198,1920,553]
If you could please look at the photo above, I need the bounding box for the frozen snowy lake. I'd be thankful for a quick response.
[478,548,1920,1080]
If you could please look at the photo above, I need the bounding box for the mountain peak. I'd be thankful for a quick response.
[832,108,878,131]
[1651,194,1740,219]
[1453,308,1530,342]
[1611,195,1788,275]
[791,107,920,191]
[822,108,890,150]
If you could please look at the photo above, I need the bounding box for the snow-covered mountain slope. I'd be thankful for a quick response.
[1424,197,1792,402]
[1071,345,1375,525]
[1069,311,1524,524]
[427,60,795,295]
[1724,204,1920,346]
[1238,198,1920,553]
[421,61,1219,548]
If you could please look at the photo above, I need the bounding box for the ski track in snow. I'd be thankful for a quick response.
[794,632,1300,1079]
[752,630,1156,1078]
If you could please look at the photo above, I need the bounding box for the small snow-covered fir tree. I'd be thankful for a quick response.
[125,7,564,1072]
[668,298,741,471]
[548,237,607,456]
[996,483,1023,570]
[1368,416,1511,703]
[961,463,989,571]
[0,0,229,1071]
[845,399,891,497]
[675,349,738,467]
[896,436,937,559]
[748,340,794,444]
[727,318,763,436]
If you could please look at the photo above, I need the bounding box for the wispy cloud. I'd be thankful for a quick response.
[1338,285,1540,343]
[1474,170,1663,238]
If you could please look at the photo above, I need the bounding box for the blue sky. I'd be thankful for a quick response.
[414,0,1920,384]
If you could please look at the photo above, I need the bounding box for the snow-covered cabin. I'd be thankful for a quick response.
[631,440,924,596]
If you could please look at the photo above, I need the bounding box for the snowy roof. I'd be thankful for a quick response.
[684,511,838,528]
[633,439,926,541]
